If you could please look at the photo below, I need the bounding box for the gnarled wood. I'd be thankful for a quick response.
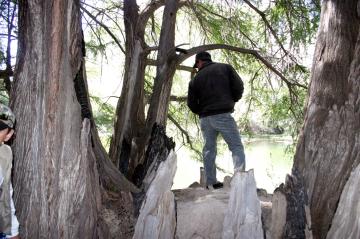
[133,151,177,239]
[293,1,360,238]
[222,170,263,239]
[327,164,360,239]
[11,1,102,237]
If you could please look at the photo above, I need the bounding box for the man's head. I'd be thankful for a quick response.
[0,103,15,144]
[193,51,212,69]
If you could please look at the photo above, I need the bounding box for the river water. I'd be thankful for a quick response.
[172,135,294,193]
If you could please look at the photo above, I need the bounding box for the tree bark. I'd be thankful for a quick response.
[108,0,147,176]
[145,0,179,129]
[11,0,102,237]
[109,0,181,180]
[293,1,360,238]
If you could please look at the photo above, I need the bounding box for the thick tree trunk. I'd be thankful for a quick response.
[293,1,360,238]
[10,0,102,237]
[140,0,179,167]
[109,0,181,181]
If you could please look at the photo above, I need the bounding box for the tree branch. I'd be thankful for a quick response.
[167,114,202,157]
[170,95,187,102]
[146,58,194,72]
[177,44,307,89]
[242,0,288,55]
[80,5,126,54]
[139,0,166,26]
[242,0,303,69]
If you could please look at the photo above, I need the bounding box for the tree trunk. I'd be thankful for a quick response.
[10,0,102,237]
[138,0,179,170]
[145,0,179,129]
[109,0,181,181]
[108,0,147,176]
[293,1,360,238]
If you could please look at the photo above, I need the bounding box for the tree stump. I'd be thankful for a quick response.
[222,169,264,239]
[133,151,177,239]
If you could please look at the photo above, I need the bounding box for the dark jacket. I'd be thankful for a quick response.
[187,62,244,117]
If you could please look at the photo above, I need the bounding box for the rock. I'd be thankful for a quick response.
[176,187,229,239]
[222,169,264,239]
[223,176,232,188]
[326,164,360,239]
[133,151,177,239]
[188,182,201,188]
[257,188,268,197]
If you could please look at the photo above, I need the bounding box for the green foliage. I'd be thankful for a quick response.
[164,0,319,158]
[90,95,115,150]
[0,79,8,104]
[81,0,321,160]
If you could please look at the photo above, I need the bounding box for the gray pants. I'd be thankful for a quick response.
[200,113,245,186]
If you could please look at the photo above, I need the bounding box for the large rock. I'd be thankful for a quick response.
[175,187,229,239]
[133,151,177,239]
[222,169,264,239]
[327,164,360,239]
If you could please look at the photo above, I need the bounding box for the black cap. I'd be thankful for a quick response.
[193,51,212,68]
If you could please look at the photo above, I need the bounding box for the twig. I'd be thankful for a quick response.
[168,114,202,157]
[81,5,126,54]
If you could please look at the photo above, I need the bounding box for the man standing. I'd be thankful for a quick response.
[187,51,246,189]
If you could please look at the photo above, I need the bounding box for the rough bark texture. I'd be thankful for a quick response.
[11,0,102,237]
[293,1,360,238]
[275,172,310,238]
[109,0,147,176]
[326,164,360,239]
[132,124,175,215]
[222,170,264,239]
[145,0,179,129]
[133,151,177,239]
[175,188,229,239]
[270,189,287,239]
[109,0,182,182]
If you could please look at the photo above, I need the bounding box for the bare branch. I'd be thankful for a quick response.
[170,95,187,102]
[186,1,211,40]
[243,1,287,53]
[0,33,16,38]
[242,0,302,67]
[146,59,194,72]
[81,1,126,43]
[167,114,202,157]
[81,5,126,54]
[177,44,307,89]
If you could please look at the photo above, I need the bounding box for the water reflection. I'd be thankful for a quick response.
[172,136,294,193]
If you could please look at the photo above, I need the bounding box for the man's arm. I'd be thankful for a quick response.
[228,65,244,102]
